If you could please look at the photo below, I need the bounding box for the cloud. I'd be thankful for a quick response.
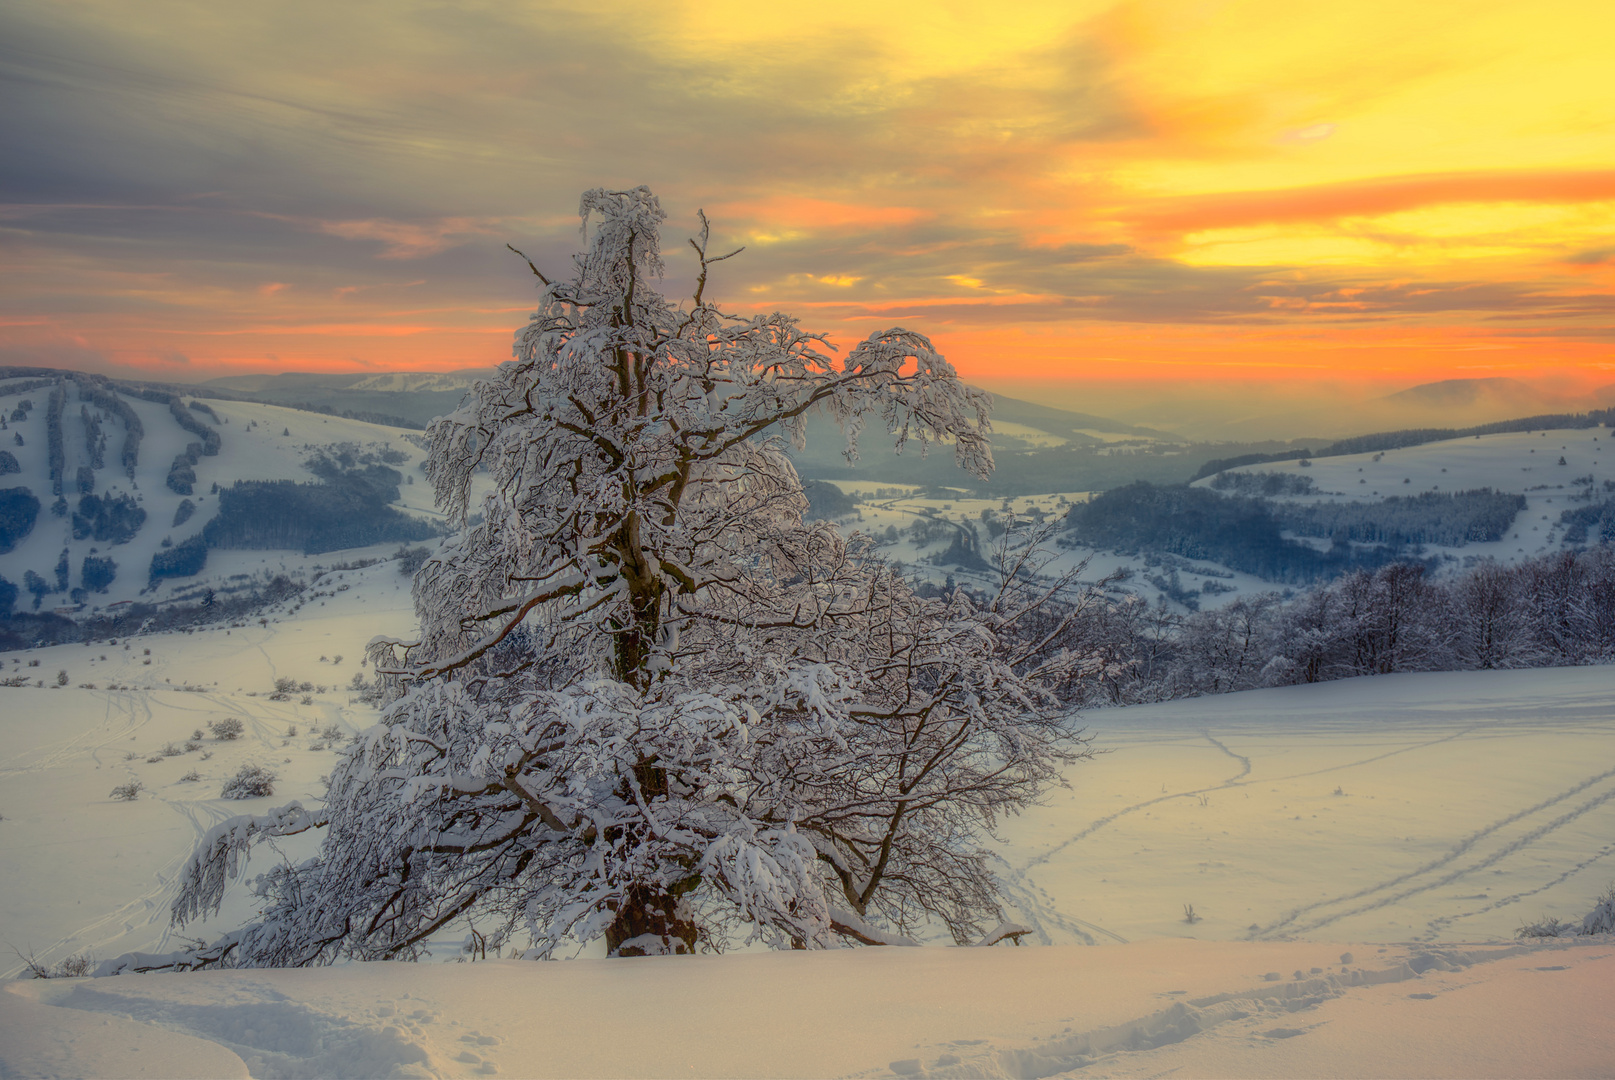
[1132,170,1615,235]
[315,217,505,259]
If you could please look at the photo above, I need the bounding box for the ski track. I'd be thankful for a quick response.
[0,689,152,779]
[1255,762,1615,939]
[1018,723,1480,878]
[1005,716,1613,947]
[1263,775,1615,939]
[1419,839,1615,940]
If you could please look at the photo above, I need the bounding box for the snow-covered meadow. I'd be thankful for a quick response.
[3,571,1613,1077]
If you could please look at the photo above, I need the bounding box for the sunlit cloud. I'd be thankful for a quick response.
[0,0,1610,392]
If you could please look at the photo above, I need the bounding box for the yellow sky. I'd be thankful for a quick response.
[1,0,1611,392]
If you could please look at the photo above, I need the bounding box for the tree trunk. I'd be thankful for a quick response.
[606,883,700,956]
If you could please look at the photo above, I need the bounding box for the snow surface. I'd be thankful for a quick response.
[3,562,1613,1075]
[4,403,1615,1077]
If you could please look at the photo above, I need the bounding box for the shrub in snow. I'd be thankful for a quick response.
[168,188,1095,967]
[1516,916,1574,939]
[1516,884,1615,938]
[109,781,143,801]
[207,718,244,740]
[21,952,95,979]
[221,764,277,800]
[1581,884,1615,935]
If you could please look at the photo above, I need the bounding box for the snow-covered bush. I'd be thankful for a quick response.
[109,781,143,801]
[1580,884,1615,935]
[221,764,277,800]
[207,717,244,740]
[167,187,1094,967]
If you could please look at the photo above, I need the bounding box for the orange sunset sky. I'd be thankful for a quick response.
[2,0,1612,409]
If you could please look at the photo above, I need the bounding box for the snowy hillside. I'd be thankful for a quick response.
[1198,425,1609,564]
[3,375,1614,1076]
[2,586,1611,1075]
[0,374,451,622]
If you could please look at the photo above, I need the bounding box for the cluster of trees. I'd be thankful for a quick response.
[149,535,208,584]
[167,447,200,495]
[81,555,117,593]
[1068,482,1525,583]
[800,478,856,520]
[1066,482,1363,582]
[1281,488,1524,547]
[1020,548,1615,707]
[1208,470,1317,496]
[1195,412,1615,479]
[80,405,106,469]
[0,486,40,554]
[76,381,143,477]
[1559,498,1615,545]
[45,382,66,497]
[202,468,437,555]
[71,492,146,545]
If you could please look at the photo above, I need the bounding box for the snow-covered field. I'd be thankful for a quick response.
[3,560,1613,1077]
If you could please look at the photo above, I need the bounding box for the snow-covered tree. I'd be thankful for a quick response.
[167,187,1092,965]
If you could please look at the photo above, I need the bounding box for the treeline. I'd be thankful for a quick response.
[1280,489,1524,547]
[1194,410,1615,479]
[996,548,1615,708]
[167,395,221,455]
[279,400,424,429]
[0,573,309,651]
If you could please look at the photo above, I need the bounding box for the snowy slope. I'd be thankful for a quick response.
[0,377,451,613]
[1198,425,1609,563]
[3,566,1614,1076]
